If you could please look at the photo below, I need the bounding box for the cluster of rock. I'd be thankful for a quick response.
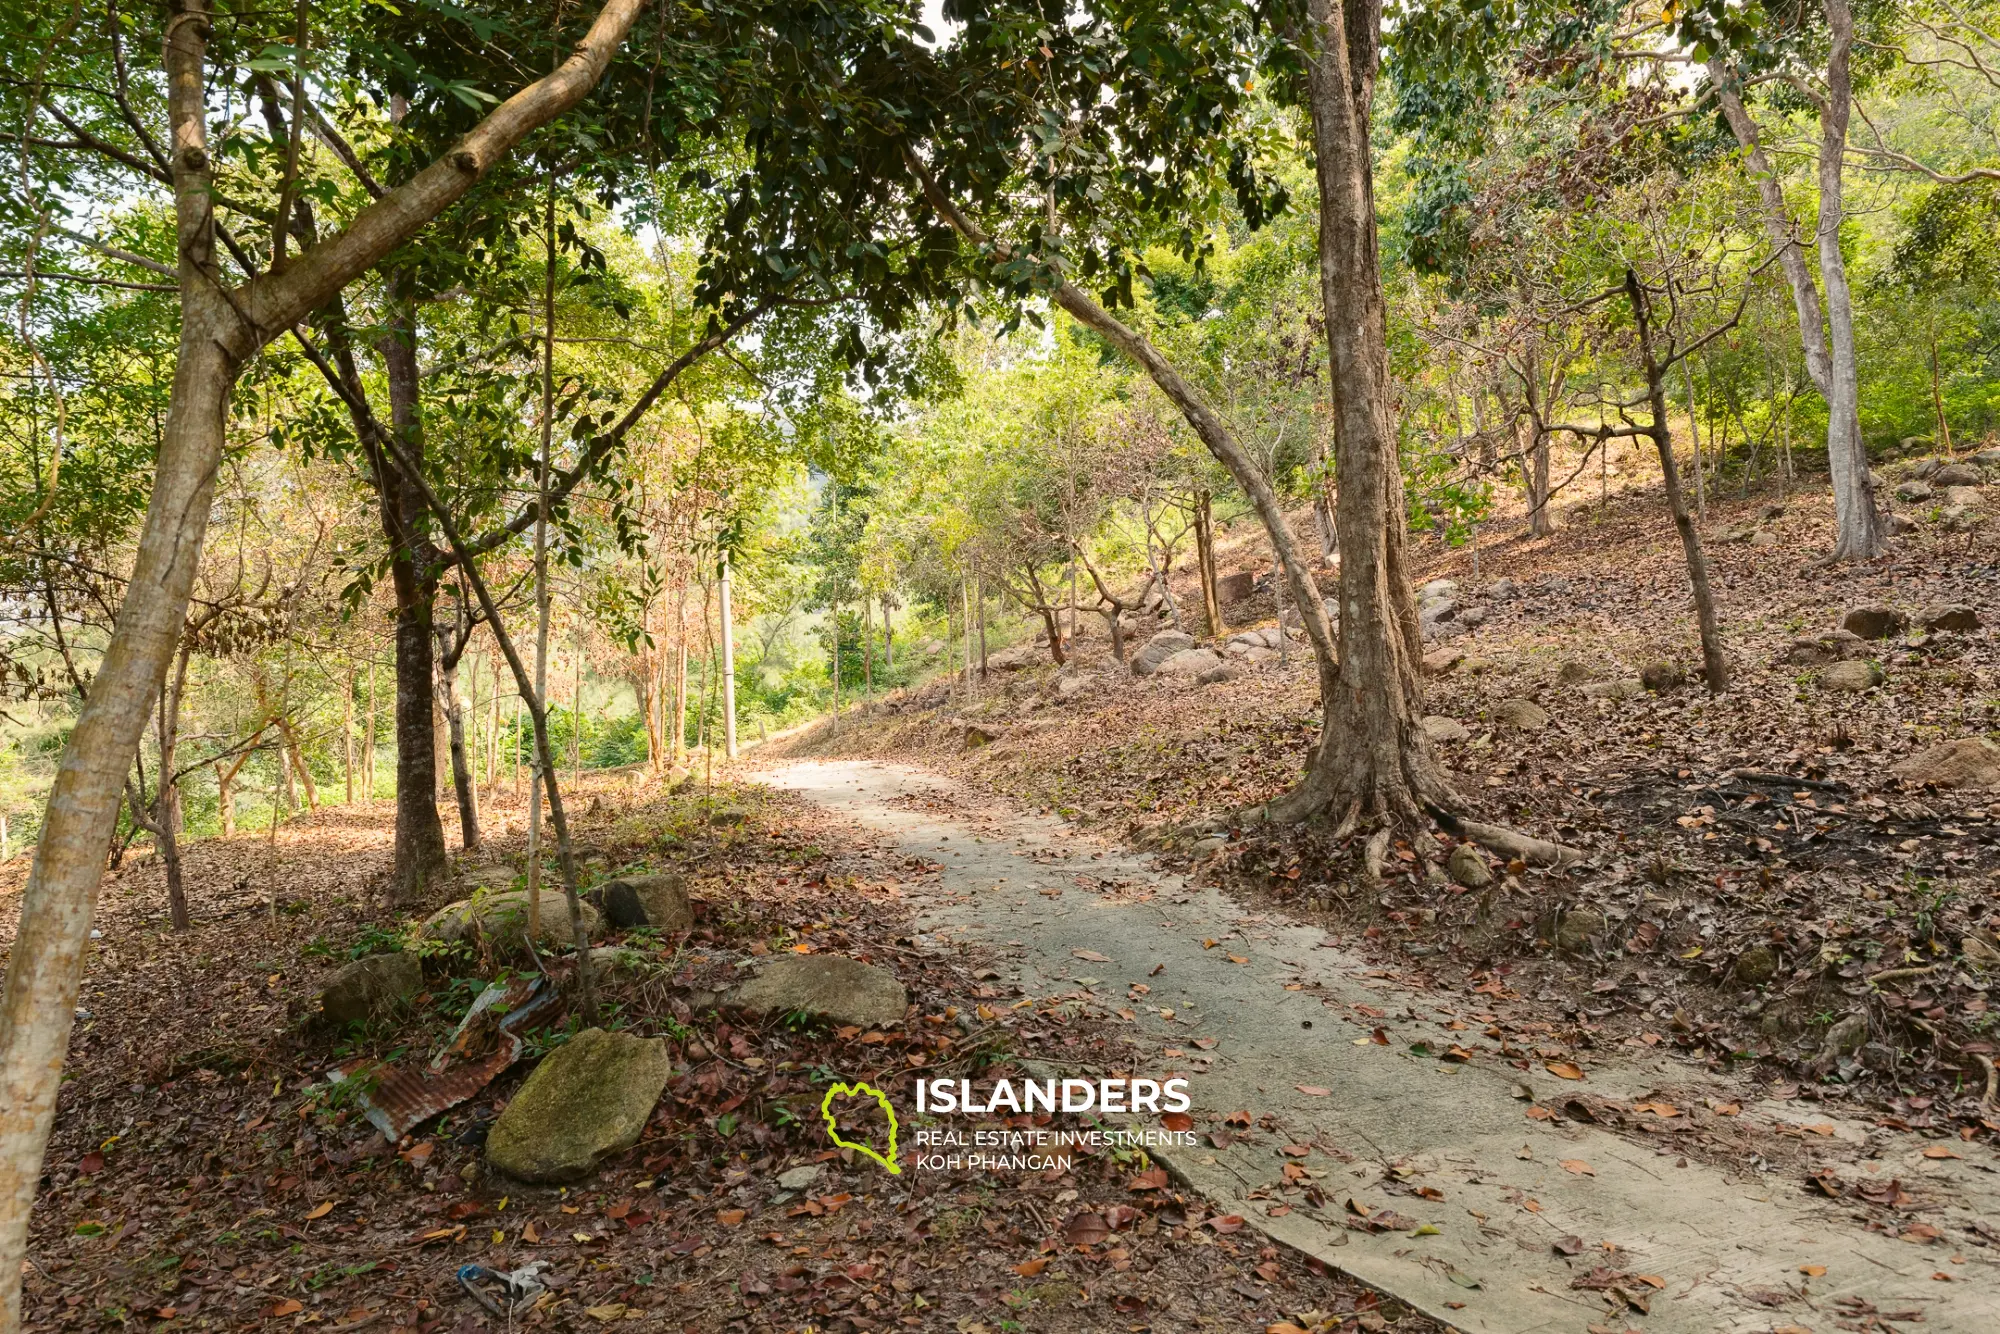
[1886,449,1993,529]
[480,951,907,1183]
[1416,579,1490,643]
[1772,602,1980,692]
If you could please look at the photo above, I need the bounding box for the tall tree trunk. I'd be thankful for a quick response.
[1627,271,1730,693]
[1709,37,1879,561]
[719,549,738,756]
[487,656,501,789]
[343,665,355,803]
[881,592,894,669]
[976,576,988,676]
[528,162,556,939]
[1814,0,1881,561]
[962,575,975,692]
[571,614,584,785]
[1193,490,1223,635]
[363,660,377,799]
[380,287,448,900]
[1529,429,1554,536]
[861,591,874,698]
[281,720,319,810]
[1278,0,1451,826]
[672,602,688,761]
[440,651,479,850]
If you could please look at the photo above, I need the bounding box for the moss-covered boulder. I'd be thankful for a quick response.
[318,953,421,1024]
[420,889,599,953]
[726,955,907,1029]
[486,1028,671,1183]
[596,873,692,931]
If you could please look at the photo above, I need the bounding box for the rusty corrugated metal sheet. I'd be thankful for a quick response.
[328,975,555,1140]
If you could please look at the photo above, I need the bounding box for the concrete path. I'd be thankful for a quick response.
[762,758,2000,1334]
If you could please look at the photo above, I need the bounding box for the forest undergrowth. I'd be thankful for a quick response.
[0,778,1431,1333]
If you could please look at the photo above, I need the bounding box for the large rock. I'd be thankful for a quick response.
[1932,463,1983,487]
[1196,662,1238,686]
[1921,603,1980,633]
[1447,843,1492,889]
[1216,570,1255,604]
[319,953,421,1025]
[1155,647,1224,677]
[1889,737,2000,789]
[1552,909,1606,953]
[1894,479,1935,503]
[597,872,692,931]
[1418,578,1459,605]
[1422,647,1465,677]
[422,889,600,952]
[1776,633,1862,666]
[1841,606,1905,640]
[727,955,908,1029]
[1821,660,1884,692]
[1639,660,1685,693]
[1416,579,1461,637]
[1492,698,1549,732]
[486,1028,671,1183]
[1942,485,1984,519]
[1734,944,1780,987]
[1421,715,1469,745]
[1582,678,1643,701]
[1130,630,1197,677]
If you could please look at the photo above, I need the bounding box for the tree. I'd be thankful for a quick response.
[1700,0,1885,561]
[0,1,647,1311]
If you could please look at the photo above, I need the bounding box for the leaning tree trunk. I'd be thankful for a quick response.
[1279,0,1453,829]
[1626,272,1730,694]
[0,2,644,1312]
[907,154,1344,816]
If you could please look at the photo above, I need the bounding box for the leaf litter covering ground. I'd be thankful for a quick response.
[0,776,1436,1333]
[776,476,2000,1266]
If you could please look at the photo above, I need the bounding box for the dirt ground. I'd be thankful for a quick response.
[2,778,1437,1334]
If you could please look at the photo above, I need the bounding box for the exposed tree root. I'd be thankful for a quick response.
[1361,828,1391,880]
[1431,811,1588,868]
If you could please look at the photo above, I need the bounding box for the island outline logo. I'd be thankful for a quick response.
[819,1081,901,1174]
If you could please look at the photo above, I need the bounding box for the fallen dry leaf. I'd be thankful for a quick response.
[1066,1212,1111,1247]
[1296,1084,1331,1097]
[303,1201,333,1220]
[1546,1061,1585,1081]
[1560,1159,1595,1176]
